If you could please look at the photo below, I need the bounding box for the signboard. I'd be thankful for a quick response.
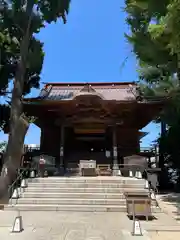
[79,160,96,169]
[105,151,110,158]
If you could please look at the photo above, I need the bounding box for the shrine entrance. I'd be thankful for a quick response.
[23,81,165,175]
[63,125,113,168]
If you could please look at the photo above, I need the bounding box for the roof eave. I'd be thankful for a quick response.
[22,99,138,106]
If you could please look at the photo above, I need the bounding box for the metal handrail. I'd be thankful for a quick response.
[0,167,34,208]
[97,163,154,173]
[70,163,159,173]
[8,168,29,205]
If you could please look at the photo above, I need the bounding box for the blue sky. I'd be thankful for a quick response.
[0,0,160,147]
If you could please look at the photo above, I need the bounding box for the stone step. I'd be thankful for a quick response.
[28,177,144,185]
[20,193,159,206]
[5,204,126,212]
[22,192,125,199]
[14,198,126,205]
[27,182,145,189]
[5,177,153,213]
[4,204,161,212]
[25,187,146,193]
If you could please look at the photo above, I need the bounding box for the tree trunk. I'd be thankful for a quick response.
[159,121,168,190]
[0,116,29,201]
[177,53,180,84]
[0,1,34,198]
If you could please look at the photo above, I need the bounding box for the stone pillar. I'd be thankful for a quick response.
[112,125,120,176]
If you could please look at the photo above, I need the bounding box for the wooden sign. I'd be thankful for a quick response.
[79,160,96,169]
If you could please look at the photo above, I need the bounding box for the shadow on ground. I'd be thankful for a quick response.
[128,215,157,221]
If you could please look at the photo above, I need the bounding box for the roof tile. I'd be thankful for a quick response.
[39,84,137,101]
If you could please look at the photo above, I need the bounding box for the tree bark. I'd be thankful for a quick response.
[0,116,29,200]
[0,1,34,198]
[158,121,168,190]
[177,53,180,84]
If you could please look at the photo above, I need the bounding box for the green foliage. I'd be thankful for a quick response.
[0,1,44,132]
[125,0,180,74]
[0,1,44,96]
[0,141,7,152]
[0,0,71,94]
[0,0,71,132]
[125,0,180,184]
[38,0,70,23]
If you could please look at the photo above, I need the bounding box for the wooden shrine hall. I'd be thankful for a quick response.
[23,82,165,172]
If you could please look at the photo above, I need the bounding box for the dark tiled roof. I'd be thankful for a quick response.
[38,83,138,101]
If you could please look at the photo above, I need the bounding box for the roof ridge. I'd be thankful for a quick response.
[42,81,136,87]
[80,84,96,93]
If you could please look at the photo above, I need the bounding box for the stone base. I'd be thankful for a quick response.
[112,164,121,176]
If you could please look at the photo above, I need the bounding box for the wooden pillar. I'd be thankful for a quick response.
[117,147,124,167]
[116,127,124,167]
[40,126,60,156]
[112,125,120,176]
[60,125,64,169]
[104,127,111,165]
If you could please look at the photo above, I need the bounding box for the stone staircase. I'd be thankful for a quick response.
[5,176,159,212]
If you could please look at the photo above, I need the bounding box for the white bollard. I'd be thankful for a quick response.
[21,179,28,188]
[11,211,24,233]
[30,170,35,178]
[145,180,149,189]
[112,164,119,176]
[12,188,19,199]
[44,170,48,177]
[129,170,133,177]
[150,190,156,200]
[137,171,142,179]
[132,219,143,236]
[17,187,23,195]
[117,169,122,176]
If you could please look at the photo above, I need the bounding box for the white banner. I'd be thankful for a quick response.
[113,147,117,157]
[60,146,64,157]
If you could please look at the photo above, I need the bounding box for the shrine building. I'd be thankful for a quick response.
[23,82,165,170]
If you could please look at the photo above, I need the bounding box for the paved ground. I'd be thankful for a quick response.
[0,193,180,239]
[149,232,180,240]
[157,193,180,222]
[0,210,180,240]
[0,211,147,240]
[147,194,180,240]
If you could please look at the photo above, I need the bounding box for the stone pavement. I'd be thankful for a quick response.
[147,194,180,240]
[1,210,180,240]
[149,232,180,240]
[157,193,180,222]
[0,211,151,240]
